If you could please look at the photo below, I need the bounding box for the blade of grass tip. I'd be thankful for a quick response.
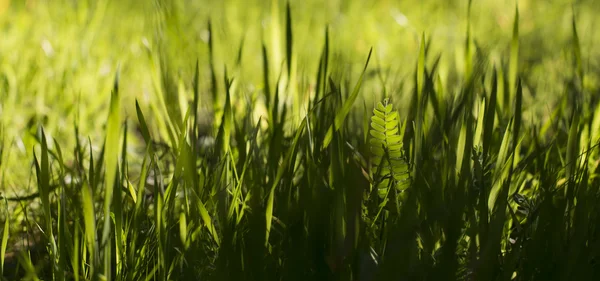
[313,33,325,110]
[313,26,329,111]
[324,25,329,84]
[147,54,178,151]
[285,1,293,77]
[572,9,583,88]
[465,0,473,78]
[414,33,426,169]
[37,129,58,270]
[193,59,200,145]
[114,121,128,278]
[52,138,65,173]
[323,48,372,149]
[236,35,245,67]
[273,70,283,129]
[216,69,233,155]
[88,137,95,188]
[286,1,300,121]
[479,69,497,240]
[208,18,218,108]
[266,118,306,246]
[489,118,513,210]
[236,118,261,224]
[483,68,498,157]
[102,73,121,276]
[1,199,9,276]
[135,100,151,147]
[417,33,425,96]
[262,43,272,120]
[508,4,519,101]
[37,129,51,229]
[270,0,282,76]
[496,62,507,118]
[165,108,191,214]
[432,73,445,125]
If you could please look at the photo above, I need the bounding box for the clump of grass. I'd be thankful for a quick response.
[1,1,600,281]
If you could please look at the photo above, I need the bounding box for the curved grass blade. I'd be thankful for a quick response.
[135,100,152,146]
[323,48,372,149]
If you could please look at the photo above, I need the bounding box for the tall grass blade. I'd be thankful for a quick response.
[135,100,152,146]
[266,118,306,246]
[102,74,121,279]
[1,199,8,277]
[81,181,98,278]
[508,5,519,101]
[323,48,372,149]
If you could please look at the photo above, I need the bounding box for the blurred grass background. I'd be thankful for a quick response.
[1,0,599,193]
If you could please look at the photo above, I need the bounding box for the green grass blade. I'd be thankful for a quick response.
[193,59,200,144]
[489,118,513,210]
[236,35,245,67]
[208,18,218,108]
[285,1,293,76]
[1,199,8,276]
[417,33,425,96]
[35,128,58,276]
[565,113,579,198]
[135,100,152,146]
[465,0,473,78]
[113,121,128,278]
[72,224,80,281]
[266,118,306,246]
[474,97,486,146]
[198,196,220,246]
[102,74,121,278]
[508,4,519,100]
[81,181,98,277]
[323,48,372,149]
[572,10,583,87]
[216,70,233,155]
[414,33,426,168]
[483,69,498,157]
[262,43,272,113]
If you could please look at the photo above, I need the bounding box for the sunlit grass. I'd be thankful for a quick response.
[1,0,600,280]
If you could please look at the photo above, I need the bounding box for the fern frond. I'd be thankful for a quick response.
[370,98,411,200]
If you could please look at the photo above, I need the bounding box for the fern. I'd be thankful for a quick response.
[369,98,411,200]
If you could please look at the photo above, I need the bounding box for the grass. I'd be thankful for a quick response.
[1,0,600,280]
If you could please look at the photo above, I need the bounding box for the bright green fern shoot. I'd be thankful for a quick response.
[370,98,411,201]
